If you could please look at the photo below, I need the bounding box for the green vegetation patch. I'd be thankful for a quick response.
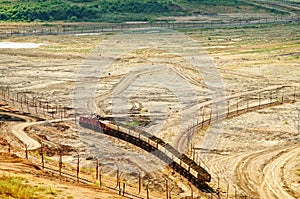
[0,0,174,22]
[296,168,300,177]
[0,173,57,199]
[124,121,139,127]
[0,0,290,22]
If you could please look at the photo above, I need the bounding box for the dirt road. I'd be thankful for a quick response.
[252,0,300,16]
[10,120,41,150]
[235,144,300,198]
[3,110,74,150]
[196,101,300,199]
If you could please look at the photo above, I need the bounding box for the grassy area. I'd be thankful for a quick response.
[176,0,288,15]
[0,173,57,199]
[186,22,300,61]
[124,121,139,127]
[273,0,300,3]
[296,168,300,177]
[0,0,290,23]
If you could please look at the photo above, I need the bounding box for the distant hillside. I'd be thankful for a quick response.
[0,0,289,23]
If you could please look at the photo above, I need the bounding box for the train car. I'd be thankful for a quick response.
[79,115,91,127]
[79,114,211,183]
[79,114,109,132]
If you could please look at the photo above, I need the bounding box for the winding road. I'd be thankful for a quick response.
[1,110,72,150]
[235,144,300,199]
[10,120,41,150]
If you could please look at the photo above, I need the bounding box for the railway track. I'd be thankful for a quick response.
[79,118,213,192]
[79,84,299,195]
[1,84,299,196]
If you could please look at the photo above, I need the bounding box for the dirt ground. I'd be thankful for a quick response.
[194,101,300,198]
[0,104,201,198]
[0,18,299,199]
[0,150,128,199]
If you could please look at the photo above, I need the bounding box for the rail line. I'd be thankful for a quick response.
[79,85,299,195]
[0,84,299,196]
[79,118,213,192]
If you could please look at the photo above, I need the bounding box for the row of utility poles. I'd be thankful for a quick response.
[0,86,71,120]
[36,142,189,199]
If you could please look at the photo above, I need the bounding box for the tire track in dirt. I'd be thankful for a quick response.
[11,118,74,151]
[1,110,73,151]
[235,147,280,197]
[235,144,300,199]
[259,145,300,199]
[281,154,300,198]
[1,111,41,150]
[202,153,242,190]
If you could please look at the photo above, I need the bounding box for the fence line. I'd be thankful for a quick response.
[186,85,298,141]
[0,87,200,198]
[0,15,299,38]
[0,84,299,198]
[0,86,72,121]
[0,144,159,199]
[185,85,299,199]
[0,86,213,197]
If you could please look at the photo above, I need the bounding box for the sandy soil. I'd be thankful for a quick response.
[0,151,127,199]
[0,103,201,198]
[0,19,299,198]
[193,102,300,198]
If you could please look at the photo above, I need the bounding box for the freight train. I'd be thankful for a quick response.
[79,114,211,184]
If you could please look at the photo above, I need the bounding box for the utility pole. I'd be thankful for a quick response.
[76,151,80,182]
[297,108,300,140]
[95,159,99,180]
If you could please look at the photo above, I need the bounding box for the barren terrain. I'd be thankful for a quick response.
[0,150,127,199]
[0,17,299,199]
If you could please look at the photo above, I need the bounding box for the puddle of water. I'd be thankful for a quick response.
[0,42,45,49]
